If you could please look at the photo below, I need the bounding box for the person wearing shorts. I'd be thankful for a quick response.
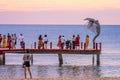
[43,35,48,49]
[23,50,32,79]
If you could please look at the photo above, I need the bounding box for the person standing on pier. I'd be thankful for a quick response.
[11,34,15,49]
[57,35,62,49]
[23,50,32,79]
[2,35,6,48]
[43,35,48,49]
[85,35,89,49]
[18,33,24,49]
[61,35,65,49]
[14,34,17,48]
[38,35,43,49]
[7,33,11,49]
[0,34,2,48]
[75,35,80,50]
[72,35,76,49]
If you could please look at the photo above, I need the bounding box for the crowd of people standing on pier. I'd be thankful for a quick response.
[0,33,25,49]
[0,33,17,49]
[37,34,89,50]
[0,33,89,50]
[57,34,89,50]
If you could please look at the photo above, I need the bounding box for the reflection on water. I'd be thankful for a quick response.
[56,65,101,78]
[0,65,23,78]
[0,53,120,78]
[0,55,3,65]
[0,65,101,78]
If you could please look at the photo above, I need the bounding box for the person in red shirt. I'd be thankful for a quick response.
[75,35,80,50]
[7,33,11,49]
[57,35,62,49]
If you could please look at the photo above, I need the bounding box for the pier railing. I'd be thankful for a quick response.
[32,42,102,50]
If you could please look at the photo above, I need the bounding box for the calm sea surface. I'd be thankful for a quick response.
[0,24,120,78]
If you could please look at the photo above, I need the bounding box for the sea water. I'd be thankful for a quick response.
[0,24,120,78]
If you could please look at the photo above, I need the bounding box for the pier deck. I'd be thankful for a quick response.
[1,48,101,54]
[0,48,101,66]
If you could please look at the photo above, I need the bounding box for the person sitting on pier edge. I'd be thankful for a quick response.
[38,35,43,49]
[85,34,89,49]
[43,35,48,49]
[23,50,32,79]
[72,35,76,49]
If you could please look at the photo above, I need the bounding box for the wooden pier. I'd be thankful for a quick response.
[0,42,102,66]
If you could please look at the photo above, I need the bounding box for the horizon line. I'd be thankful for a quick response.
[0,23,120,26]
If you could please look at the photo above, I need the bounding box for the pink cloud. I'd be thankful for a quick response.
[0,9,120,24]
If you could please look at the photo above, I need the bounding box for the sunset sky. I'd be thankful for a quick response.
[0,0,120,24]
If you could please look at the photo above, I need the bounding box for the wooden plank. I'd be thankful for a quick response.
[2,49,101,54]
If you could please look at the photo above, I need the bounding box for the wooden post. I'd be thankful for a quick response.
[0,55,2,65]
[96,43,98,50]
[50,42,52,49]
[70,42,72,50]
[31,44,33,49]
[93,42,95,49]
[34,42,36,49]
[31,54,33,65]
[3,53,5,65]
[81,42,83,49]
[84,43,86,50]
[0,50,4,65]
[92,54,94,65]
[42,43,44,49]
[99,43,102,50]
[58,53,63,66]
[96,54,100,66]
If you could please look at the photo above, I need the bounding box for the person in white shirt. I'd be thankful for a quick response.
[43,35,48,49]
[18,34,24,48]
[61,35,65,49]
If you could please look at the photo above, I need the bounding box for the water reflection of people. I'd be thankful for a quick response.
[23,50,32,79]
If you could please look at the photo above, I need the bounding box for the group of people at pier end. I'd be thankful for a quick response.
[57,34,89,50]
